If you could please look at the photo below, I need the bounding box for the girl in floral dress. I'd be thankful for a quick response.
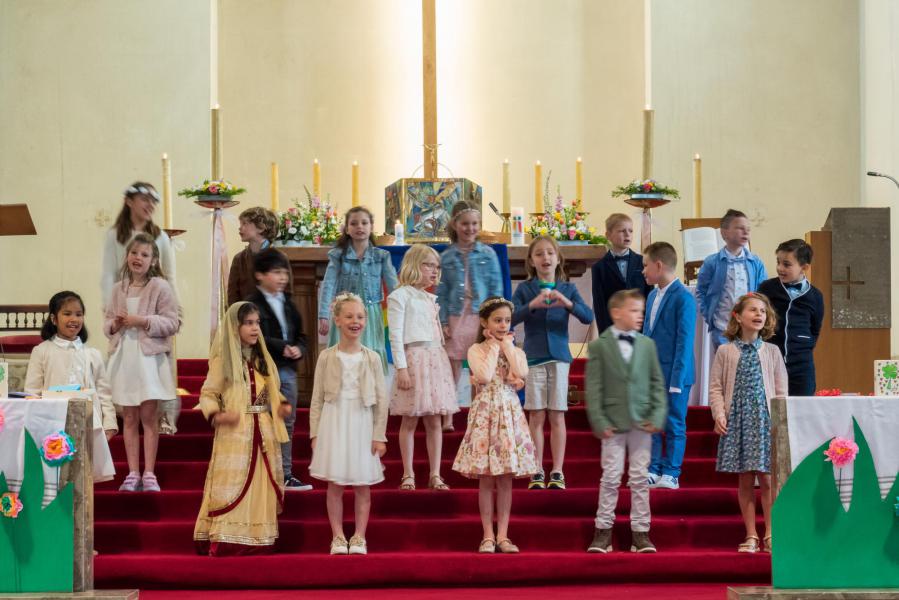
[709,292,787,554]
[452,297,538,554]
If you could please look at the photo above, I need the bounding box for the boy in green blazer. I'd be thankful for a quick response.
[585,289,667,554]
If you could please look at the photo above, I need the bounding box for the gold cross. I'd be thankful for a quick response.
[832,266,864,300]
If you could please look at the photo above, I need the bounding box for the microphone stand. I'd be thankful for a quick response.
[867,171,899,191]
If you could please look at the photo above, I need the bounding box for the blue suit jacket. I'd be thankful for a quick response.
[512,279,594,363]
[591,250,652,332]
[695,247,767,329]
[642,279,696,390]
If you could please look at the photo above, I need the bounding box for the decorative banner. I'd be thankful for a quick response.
[874,360,899,396]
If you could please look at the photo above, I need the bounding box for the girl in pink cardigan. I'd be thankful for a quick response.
[709,292,787,554]
[105,233,181,492]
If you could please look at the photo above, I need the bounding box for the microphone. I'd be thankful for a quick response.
[487,202,502,217]
[867,170,899,190]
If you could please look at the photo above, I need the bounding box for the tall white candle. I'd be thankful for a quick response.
[161,153,172,228]
[270,162,279,212]
[502,159,511,213]
[352,161,360,207]
[693,153,702,218]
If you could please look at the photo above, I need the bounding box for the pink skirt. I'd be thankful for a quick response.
[390,344,459,416]
[444,311,480,361]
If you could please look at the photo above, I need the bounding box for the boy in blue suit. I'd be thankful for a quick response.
[695,209,767,351]
[641,242,696,489]
[591,213,652,333]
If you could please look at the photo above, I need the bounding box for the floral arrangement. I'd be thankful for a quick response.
[611,178,680,199]
[277,187,341,245]
[178,179,246,198]
[40,431,76,467]
[815,388,843,396]
[824,437,859,468]
[527,179,607,244]
[0,492,23,519]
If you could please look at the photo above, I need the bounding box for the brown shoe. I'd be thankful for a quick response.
[587,527,613,553]
[630,530,657,553]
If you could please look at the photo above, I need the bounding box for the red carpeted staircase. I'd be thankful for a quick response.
[94,359,771,589]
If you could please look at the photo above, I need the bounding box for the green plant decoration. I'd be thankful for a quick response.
[0,430,74,593]
[772,419,899,589]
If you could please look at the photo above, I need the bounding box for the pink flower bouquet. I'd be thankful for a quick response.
[824,437,859,468]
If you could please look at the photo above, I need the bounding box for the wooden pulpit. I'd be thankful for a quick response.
[0,204,36,236]
[806,208,891,393]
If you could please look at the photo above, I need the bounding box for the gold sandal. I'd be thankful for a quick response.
[496,539,520,554]
[478,538,496,553]
[762,535,772,553]
[738,535,760,553]
[398,476,416,491]
[428,475,450,491]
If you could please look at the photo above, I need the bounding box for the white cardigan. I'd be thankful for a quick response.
[387,286,443,369]
[100,228,176,307]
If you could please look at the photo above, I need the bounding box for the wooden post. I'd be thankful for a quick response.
[60,398,93,592]
[422,0,438,179]
[770,396,792,500]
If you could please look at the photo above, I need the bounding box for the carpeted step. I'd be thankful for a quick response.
[94,487,749,521]
[95,551,770,589]
[96,457,733,491]
[94,516,769,554]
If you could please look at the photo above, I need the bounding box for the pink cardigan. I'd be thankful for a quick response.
[708,341,789,424]
[104,277,180,356]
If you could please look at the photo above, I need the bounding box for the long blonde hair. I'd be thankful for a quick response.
[398,244,440,287]
[525,235,567,282]
[118,232,167,285]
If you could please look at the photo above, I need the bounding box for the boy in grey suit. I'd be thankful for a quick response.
[585,289,667,553]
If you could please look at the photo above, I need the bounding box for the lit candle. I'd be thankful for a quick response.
[211,105,222,180]
[270,162,279,212]
[575,156,583,211]
[394,220,405,245]
[642,105,654,180]
[352,161,360,207]
[161,153,172,228]
[693,153,702,218]
[535,160,543,214]
[313,158,321,198]
[502,159,511,214]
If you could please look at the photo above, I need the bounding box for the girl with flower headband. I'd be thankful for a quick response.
[309,292,388,555]
[317,206,398,374]
[708,292,787,554]
[194,301,292,556]
[100,181,180,435]
[452,296,539,554]
[436,200,503,431]
[25,291,117,483]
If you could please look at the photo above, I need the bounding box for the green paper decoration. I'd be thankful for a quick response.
[772,419,899,588]
[0,430,74,593]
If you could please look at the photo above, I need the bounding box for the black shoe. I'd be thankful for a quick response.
[547,471,566,490]
[587,528,613,553]
[630,530,657,553]
[284,476,313,491]
[528,472,546,490]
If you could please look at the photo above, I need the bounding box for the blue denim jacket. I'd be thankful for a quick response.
[511,279,594,363]
[318,245,398,319]
[436,242,503,324]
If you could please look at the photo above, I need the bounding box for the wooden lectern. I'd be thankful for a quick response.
[806,208,891,393]
[0,204,36,236]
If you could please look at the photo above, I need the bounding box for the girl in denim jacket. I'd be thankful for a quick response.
[318,207,398,373]
[436,201,503,428]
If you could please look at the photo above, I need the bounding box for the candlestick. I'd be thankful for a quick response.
[270,162,279,212]
[502,159,511,214]
[642,106,654,180]
[352,161,360,207]
[576,156,583,211]
[161,153,172,229]
[211,105,222,180]
[534,161,543,214]
[693,153,702,218]
[393,220,405,245]
[313,158,321,198]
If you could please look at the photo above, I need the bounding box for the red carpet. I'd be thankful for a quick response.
[94,358,771,590]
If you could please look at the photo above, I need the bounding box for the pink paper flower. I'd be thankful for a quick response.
[0,407,4,433]
[0,492,22,518]
[40,431,76,467]
[824,437,859,468]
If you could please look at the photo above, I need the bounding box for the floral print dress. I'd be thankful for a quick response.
[715,338,771,473]
[452,345,538,478]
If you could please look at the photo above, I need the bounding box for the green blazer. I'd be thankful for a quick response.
[585,328,668,436]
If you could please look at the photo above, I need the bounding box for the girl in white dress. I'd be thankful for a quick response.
[104,233,180,493]
[24,291,117,482]
[309,293,388,555]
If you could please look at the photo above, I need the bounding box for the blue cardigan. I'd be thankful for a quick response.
[512,279,594,363]
[642,279,696,391]
[695,247,767,329]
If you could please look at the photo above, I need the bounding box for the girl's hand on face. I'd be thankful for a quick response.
[371,441,387,457]
[318,318,330,336]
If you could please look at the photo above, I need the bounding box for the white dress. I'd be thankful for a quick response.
[308,350,385,486]
[107,297,177,406]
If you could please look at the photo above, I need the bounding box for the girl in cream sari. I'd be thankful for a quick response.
[194,302,292,556]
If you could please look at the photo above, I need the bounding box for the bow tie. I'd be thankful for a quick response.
[784,282,803,290]
[614,254,629,261]
[618,334,635,345]
[725,254,745,264]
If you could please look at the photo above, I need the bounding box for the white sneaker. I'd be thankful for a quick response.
[646,472,660,486]
[329,536,348,555]
[348,535,367,555]
[653,474,680,489]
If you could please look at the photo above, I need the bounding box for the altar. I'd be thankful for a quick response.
[282,243,606,404]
